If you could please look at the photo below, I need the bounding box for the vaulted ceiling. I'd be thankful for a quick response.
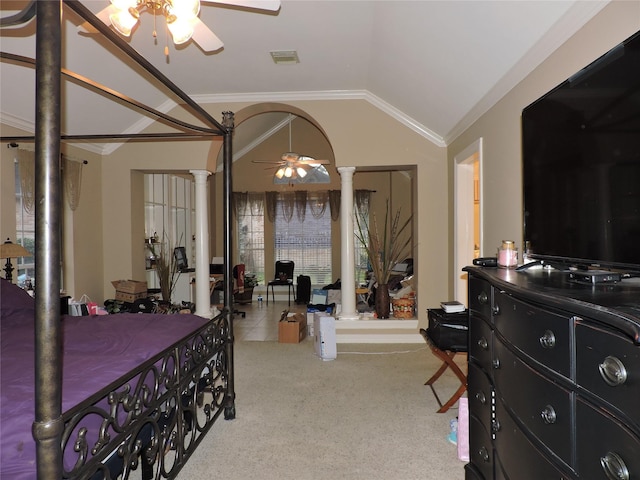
[1,1,609,156]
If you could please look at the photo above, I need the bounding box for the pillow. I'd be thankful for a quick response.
[1,278,35,321]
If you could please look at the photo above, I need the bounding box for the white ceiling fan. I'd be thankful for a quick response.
[252,114,330,180]
[79,0,280,52]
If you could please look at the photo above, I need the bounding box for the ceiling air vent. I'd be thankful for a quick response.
[270,50,299,64]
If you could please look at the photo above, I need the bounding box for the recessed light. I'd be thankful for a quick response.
[270,50,299,64]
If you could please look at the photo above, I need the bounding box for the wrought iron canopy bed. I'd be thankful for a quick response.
[1,2,237,478]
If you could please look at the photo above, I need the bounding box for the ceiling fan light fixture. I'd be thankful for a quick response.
[284,166,294,178]
[109,7,139,36]
[168,0,200,18]
[296,166,307,178]
[275,167,286,179]
[167,16,195,44]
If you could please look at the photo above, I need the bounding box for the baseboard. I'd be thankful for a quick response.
[334,319,421,343]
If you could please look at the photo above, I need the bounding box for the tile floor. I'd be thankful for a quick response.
[229,300,308,341]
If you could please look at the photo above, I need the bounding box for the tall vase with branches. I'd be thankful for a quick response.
[147,232,182,303]
[355,200,412,318]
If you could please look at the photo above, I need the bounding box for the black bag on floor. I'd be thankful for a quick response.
[295,275,311,304]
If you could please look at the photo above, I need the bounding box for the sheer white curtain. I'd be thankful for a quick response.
[16,149,84,212]
[16,148,35,214]
[62,155,84,211]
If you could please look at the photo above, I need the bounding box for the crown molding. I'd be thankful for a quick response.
[192,90,446,147]
[0,112,115,155]
[4,89,447,154]
[0,112,33,133]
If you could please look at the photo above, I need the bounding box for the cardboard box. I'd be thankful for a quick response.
[112,280,147,303]
[278,312,307,343]
[114,291,148,302]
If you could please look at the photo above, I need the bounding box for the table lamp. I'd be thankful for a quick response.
[0,238,30,283]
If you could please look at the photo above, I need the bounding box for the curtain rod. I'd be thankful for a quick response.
[7,143,89,164]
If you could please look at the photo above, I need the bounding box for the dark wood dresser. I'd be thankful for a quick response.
[463,266,640,480]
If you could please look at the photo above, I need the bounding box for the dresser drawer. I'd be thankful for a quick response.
[469,316,493,372]
[576,398,640,479]
[468,412,494,480]
[493,340,572,466]
[464,462,486,480]
[468,361,493,434]
[469,276,492,321]
[494,401,573,480]
[576,322,640,429]
[493,291,571,378]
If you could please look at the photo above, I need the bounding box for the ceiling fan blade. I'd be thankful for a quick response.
[201,0,281,12]
[191,17,224,52]
[296,157,330,165]
[252,160,284,164]
[281,152,302,162]
[77,5,116,33]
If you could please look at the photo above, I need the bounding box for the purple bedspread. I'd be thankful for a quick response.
[0,279,209,480]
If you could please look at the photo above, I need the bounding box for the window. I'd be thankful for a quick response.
[14,159,35,287]
[354,207,369,285]
[274,198,332,285]
[354,190,373,285]
[237,198,265,284]
[144,174,194,289]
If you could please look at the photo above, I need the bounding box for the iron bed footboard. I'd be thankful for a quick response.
[61,311,231,480]
[1,2,237,477]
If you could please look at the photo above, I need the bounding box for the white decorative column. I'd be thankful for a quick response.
[190,169,212,318]
[338,166,359,320]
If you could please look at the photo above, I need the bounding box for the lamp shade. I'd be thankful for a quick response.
[110,8,138,36]
[167,16,195,44]
[0,239,30,259]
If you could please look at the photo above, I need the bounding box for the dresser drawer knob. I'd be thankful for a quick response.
[478,446,490,463]
[600,452,629,480]
[599,356,628,386]
[478,291,488,305]
[478,337,489,350]
[539,330,556,349]
[491,419,501,433]
[475,391,486,405]
[540,405,557,425]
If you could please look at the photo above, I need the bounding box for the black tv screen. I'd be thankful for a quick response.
[522,30,640,272]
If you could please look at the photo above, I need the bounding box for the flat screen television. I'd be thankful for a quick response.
[522,29,640,273]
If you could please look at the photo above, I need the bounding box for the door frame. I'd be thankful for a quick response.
[454,138,483,305]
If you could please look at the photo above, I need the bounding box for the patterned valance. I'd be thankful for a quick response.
[233,189,373,224]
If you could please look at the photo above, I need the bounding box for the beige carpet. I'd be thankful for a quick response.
[177,339,467,480]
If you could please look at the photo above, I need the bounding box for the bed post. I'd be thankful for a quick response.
[32,1,64,479]
[222,111,237,420]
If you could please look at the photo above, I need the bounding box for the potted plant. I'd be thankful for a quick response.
[355,200,412,318]
[146,233,182,304]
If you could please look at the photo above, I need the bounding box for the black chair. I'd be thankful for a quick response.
[267,260,295,306]
[210,265,247,318]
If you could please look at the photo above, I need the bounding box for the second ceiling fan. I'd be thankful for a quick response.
[252,114,330,180]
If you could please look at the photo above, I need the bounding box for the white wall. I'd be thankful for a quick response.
[448,1,640,294]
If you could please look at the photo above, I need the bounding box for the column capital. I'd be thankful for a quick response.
[337,166,356,177]
[189,169,212,180]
